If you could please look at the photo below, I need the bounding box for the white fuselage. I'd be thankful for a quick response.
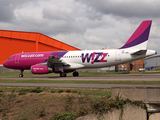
[59,49,156,70]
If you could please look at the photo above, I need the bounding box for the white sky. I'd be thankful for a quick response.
[0,0,160,53]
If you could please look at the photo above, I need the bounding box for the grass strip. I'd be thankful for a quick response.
[0,79,160,85]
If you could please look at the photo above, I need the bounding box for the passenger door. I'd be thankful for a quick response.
[15,54,20,63]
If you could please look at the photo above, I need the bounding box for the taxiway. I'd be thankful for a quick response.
[0,74,160,88]
[0,74,159,81]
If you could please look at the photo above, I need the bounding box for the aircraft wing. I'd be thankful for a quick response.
[131,50,147,55]
[47,55,84,69]
[47,55,69,68]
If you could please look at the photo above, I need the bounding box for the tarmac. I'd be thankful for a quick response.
[0,74,160,88]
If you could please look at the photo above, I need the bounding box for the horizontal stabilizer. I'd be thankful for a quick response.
[131,50,147,55]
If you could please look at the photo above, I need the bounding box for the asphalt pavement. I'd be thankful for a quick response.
[0,74,160,88]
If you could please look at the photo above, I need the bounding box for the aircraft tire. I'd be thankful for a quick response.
[60,72,66,77]
[19,74,23,77]
[73,71,79,77]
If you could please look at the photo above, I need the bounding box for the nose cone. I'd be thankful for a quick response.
[155,51,157,54]
[3,60,8,68]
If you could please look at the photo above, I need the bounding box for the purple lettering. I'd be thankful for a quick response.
[81,52,108,63]
[82,53,93,63]
[94,53,102,62]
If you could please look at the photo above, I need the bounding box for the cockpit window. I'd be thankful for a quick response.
[8,57,12,60]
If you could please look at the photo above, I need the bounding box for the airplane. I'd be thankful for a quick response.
[3,20,157,77]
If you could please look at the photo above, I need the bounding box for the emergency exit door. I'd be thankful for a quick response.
[115,50,121,61]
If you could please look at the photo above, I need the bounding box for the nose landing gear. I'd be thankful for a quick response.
[19,70,24,77]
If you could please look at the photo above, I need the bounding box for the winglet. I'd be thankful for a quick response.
[53,53,58,58]
[120,20,152,49]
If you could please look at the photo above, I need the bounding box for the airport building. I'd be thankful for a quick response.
[115,59,144,72]
[0,30,79,65]
[115,55,160,72]
[145,55,160,70]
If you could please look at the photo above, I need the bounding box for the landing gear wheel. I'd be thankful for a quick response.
[19,74,23,77]
[19,69,24,77]
[60,72,67,77]
[73,71,79,77]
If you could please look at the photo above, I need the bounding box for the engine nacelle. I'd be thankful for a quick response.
[31,65,52,74]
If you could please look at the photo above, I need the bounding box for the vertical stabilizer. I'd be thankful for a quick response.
[120,20,152,49]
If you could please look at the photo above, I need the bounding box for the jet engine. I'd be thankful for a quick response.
[31,65,52,74]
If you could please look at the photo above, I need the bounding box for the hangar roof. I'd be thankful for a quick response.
[0,30,79,64]
[0,30,79,51]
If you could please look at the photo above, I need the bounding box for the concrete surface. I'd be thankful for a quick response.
[77,87,160,120]
[76,103,146,120]
[1,83,160,88]
[111,87,160,120]
[149,113,160,120]
[111,87,160,104]
[1,74,160,81]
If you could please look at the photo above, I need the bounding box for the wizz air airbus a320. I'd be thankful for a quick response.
[3,20,157,77]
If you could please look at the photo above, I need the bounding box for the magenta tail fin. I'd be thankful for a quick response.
[120,20,152,49]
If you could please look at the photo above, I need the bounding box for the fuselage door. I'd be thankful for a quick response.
[115,50,121,61]
[15,54,20,63]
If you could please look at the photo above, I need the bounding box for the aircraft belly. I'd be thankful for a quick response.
[81,62,111,68]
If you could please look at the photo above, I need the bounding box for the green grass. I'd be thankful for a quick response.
[0,86,111,97]
[0,79,160,85]
[0,86,112,120]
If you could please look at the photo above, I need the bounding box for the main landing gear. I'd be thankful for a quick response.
[60,71,79,77]
[19,70,24,77]
[73,71,79,77]
[60,72,67,77]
